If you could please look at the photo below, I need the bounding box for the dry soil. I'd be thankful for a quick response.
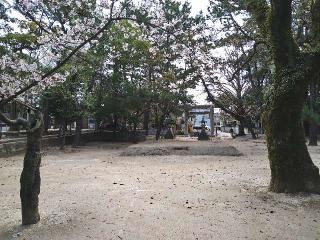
[0,137,319,240]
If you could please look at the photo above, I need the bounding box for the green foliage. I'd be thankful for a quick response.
[41,76,86,125]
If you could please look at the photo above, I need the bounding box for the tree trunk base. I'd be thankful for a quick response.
[21,206,40,225]
[269,163,320,194]
[20,154,41,225]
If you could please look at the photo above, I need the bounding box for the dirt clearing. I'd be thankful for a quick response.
[0,138,319,240]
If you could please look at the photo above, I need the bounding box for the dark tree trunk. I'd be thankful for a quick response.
[59,121,66,150]
[246,120,257,139]
[131,122,138,143]
[143,110,150,136]
[20,113,43,225]
[309,123,318,146]
[73,117,82,147]
[309,79,318,146]
[248,125,257,139]
[262,0,320,193]
[155,125,162,141]
[263,79,320,193]
[238,121,245,136]
[9,102,19,131]
[0,106,44,225]
[155,114,166,141]
[113,116,118,140]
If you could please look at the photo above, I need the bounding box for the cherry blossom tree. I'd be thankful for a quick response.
[0,0,152,225]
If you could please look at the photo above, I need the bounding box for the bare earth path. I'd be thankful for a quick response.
[0,138,319,240]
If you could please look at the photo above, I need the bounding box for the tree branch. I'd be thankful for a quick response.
[201,78,244,121]
[14,2,50,34]
[0,111,29,128]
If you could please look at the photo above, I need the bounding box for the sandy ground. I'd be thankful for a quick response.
[0,137,319,240]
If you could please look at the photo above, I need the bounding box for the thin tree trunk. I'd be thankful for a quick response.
[20,113,43,225]
[132,122,138,143]
[248,125,257,139]
[155,114,166,141]
[143,110,150,136]
[0,109,44,225]
[9,102,19,131]
[59,120,66,150]
[73,117,82,147]
[113,116,118,140]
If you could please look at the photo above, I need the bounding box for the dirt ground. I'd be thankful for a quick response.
[0,137,319,240]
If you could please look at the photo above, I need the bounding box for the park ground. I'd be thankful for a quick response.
[0,137,320,240]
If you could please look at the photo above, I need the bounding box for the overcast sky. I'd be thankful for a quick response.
[188,0,210,15]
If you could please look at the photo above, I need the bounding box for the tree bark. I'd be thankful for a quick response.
[59,120,66,150]
[309,79,318,146]
[155,115,166,141]
[9,102,19,131]
[248,124,257,139]
[261,0,320,193]
[238,121,245,136]
[73,117,82,147]
[143,110,150,136]
[155,125,162,141]
[20,112,43,225]
[0,109,43,224]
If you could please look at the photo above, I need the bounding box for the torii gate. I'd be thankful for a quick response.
[183,104,215,137]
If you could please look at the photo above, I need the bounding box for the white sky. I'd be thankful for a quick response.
[188,0,210,15]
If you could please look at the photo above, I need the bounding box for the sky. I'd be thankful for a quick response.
[188,0,210,15]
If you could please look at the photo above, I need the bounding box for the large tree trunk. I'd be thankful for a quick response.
[20,113,43,225]
[262,0,320,193]
[263,74,320,192]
